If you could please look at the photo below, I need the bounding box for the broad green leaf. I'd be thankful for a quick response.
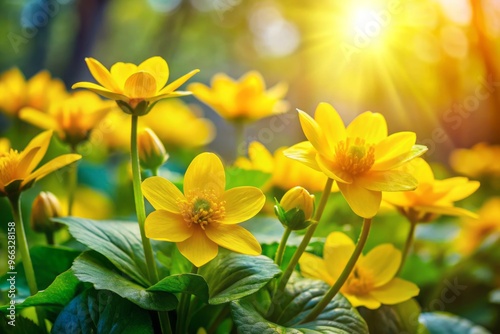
[0,270,81,314]
[418,312,491,334]
[0,315,43,334]
[148,273,209,303]
[55,217,150,286]
[358,299,421,334]
[72,251,177,311]
[51,288,153,334]
[199,250,281,304]
[225,167,271,189]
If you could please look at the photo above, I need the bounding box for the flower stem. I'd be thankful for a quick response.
[275,227,292,267]
[67,146,78,216]
[9,194,47,333]
[397,209,419,275]
[176,265,198,334]
[268,178,333,315]
[130,115,172,334]
[301,217,372,323]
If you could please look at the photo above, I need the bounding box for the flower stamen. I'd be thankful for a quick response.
[334,138,375,176]
[343,267,374,296]
[179,190,226,229]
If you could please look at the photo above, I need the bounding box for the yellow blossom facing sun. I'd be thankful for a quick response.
[384,158,480,222]
[142,152,265,267]
[188,71,289,123]
[0,130,81,197]
[0,68,68,117]
[449,143,500,178]
[285,103,427,218]
[19,91,114,148]
[72,56,199,115]
[299,232,419,309]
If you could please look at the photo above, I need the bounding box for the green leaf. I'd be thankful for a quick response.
[225,167,271,189]
[199,250,281,305]
[0,315,43,334]
[72,251,178,311]
[232,278,369,333]
[418,312,491,334]
[358,299,421,334]
[0,270,81,314]
[148,273,209,303]
[54,217,150,286]
[51,288,153,334]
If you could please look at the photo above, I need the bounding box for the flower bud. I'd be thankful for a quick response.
[275,186,315,230]
[30,191,63,233]
[138,128,169,171]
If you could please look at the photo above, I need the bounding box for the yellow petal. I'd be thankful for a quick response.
[345,293,381,309]
[283,141,321,171]
[248,141,274,173]
[383,192,413,207]
[346,112,387,144]
[222,186,265,224]
[72,81,128,101]
[177,228,219,267]
[372,132,416,170]
[138,56,169,91]
[146,91,193,104]
[317,154,353,183]
[358,244,401,287]
[240,71,266,91]
[402,158,434,184]
[141,176,184,213]
[17,147,40,179]
[110,62,138,90]
[314,102,346,149]
[299,253,334,285]
[186,82,214,104]
[157,70,200,95]
[324,232,355,282]
[267,81,288,99]
[205,223,261,255]
[19,107,60,132]
[297,109,328,154]
[19,130,53,174]
[145,210,192,242]
[84,57,120,92]
[356,170,418,192]
[414,205,479,219]
[337,182,381,218]
[124,72,157,99]
[438,180,480,202]
[369,278,419,305]
[22,154,81,186]
[184,152,225,198]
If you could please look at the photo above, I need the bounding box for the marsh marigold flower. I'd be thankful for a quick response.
[138,128,168,171]
[72,56,199,115]
[276,186,315,230]
[285,103,427,218]
[0,131,81,197]
[142,152,265,267]
[299,232,419,309]
[188,71,288,122]
[19,91,113,148]
[384,158,480,222]
[0,68,67,117]
[449,143,500,178]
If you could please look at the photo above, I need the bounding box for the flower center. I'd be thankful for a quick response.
[0,150,21,186]
[179,190,225,230]
[342,266,374,296]
[334,138,375,176]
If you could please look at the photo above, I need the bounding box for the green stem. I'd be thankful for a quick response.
[9,195,47,333]
[130,115,172,334]
[275,227,292,267]
[302,217,372,323]
[268,178,333,315]
[176,265,198,334]
[45,231,54,246]
[67,146,78,216]
[397,209,419,275]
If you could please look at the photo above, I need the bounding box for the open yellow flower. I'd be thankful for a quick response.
[384,158,480,221]
[0,131,81,197]
[142,152,265,267]
[0,68,67,117]
[188,71,288,122]
[19,91,114,148]
[449,143,500,178]
[0,138,10,154]
[235,141,329,193]
[299,232,419,309]
[72,56,199,113]
[285,103,427,218]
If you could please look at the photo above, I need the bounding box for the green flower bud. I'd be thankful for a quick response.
[138,128,169,171]
[30,191,63,233]
[275,186,315,230]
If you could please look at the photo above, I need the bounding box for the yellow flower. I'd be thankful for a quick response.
[455,197,500,255]
[235,141,329,193]
[299,232,419,309]
[0,68,68,117]
[142,152,265,267]
[138,128,168,171]
[188,71,288,122]
[384,158,480,221]
[19,91,113,147]
[0,138,10,154]
[72,56,199,114]
[30,191,63,233]
[285,103,427,218]
[0,130,81,197]
[449,143,500,178]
